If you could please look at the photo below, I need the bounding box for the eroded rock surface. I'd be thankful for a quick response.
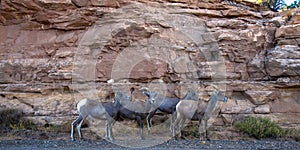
[0,0,300,139]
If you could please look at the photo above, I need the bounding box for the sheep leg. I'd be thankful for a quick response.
[105,120,109,139]
[77,119,84,140]
[105,119,114,141]
[172,114,181,139]
[173,112,184,139]
[137,116,145,140]
[170,112,176,134]
[109,118,115,141]
[71,121,76,141]
[109,122,114,141]
[178,117,186,138]
[111,117,116,126]
[71,115,83,141]
[199,118,207,141]
[146,114,152,132]
[71,123,75,141]
[146,110,156,133]
[204,119,210,141]
[199,118,203,141]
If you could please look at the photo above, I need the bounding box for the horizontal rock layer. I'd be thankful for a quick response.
[0,0,300,139]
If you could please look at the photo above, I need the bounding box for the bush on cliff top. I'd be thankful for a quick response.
[256,0,300,11]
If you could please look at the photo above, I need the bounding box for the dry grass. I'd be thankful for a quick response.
[0,109,36,131]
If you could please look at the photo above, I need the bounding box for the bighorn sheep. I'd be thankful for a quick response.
[71,91,130,141]
[173,89,228,140]
[115,89,156,140]
[141,88,199,133]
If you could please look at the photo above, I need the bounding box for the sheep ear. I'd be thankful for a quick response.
[211,85,218,90]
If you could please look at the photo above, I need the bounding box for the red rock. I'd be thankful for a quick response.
[15,30,57,45]
[254,104,270,114]
[0,0,299,133]
[36,0,75,10]
[270,88,300,113]
[275,24,300,38]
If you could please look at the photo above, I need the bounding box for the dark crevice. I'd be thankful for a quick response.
[15,98,34,109]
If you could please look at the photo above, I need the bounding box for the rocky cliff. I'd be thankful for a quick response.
[0,0,299,139]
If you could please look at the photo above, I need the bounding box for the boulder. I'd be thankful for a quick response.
[254,104,270,114]
[173,56,190,73]
[267,45,300,77]
[244,90,275,105]
[221,99,255,114]
[275,24,300,39]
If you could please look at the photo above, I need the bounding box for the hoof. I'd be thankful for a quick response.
[200,136,210,141]
[199,138,210,141]
[169,127,173,134]
[106,135,115,141]
[146,129,151,135]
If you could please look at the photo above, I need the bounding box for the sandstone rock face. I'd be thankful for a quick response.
[254,104,270,114]
[0,0,299,140]
[267,45,300,78]
[244,90,276,105]
[270,88,300,113]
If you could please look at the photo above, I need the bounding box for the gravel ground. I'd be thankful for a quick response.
[0,130,299,150]
[0,139,300,150]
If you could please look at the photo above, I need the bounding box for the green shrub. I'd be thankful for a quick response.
[257,0,300,11]
[183,124,200,138]
[283,128,300,140]
[234,116,284,139]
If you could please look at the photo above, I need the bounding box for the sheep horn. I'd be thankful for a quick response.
[140,87,149,91]
[211,85,218,90]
